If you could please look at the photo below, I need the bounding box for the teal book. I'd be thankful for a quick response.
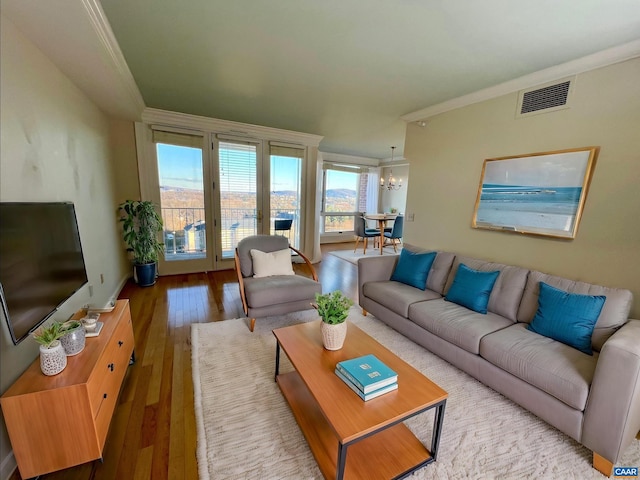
[335,368,398,401]
[336,354,397,394]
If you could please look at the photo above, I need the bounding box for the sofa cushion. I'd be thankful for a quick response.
[243,275,321,309]
[402,245,456,295]
[390,250,437,290]
[517,270,633,351]
[363,281,441,318]
[409,299,513,354]
[445,263,499,314]
[528,282,606,355]
[480,324,598,410]
[444,256,528,322]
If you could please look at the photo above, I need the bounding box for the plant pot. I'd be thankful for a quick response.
[60,327,86,356]
[321,321,347,351]
[135,262,157,287]
[40,342,67,376]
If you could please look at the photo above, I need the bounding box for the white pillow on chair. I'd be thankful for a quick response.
[250,248,295,278]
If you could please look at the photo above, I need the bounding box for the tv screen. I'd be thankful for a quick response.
[0,202,88,344]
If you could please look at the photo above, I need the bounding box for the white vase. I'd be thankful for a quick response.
[39,342,67,376]
[60,326,86,356]
[321,321,347,350]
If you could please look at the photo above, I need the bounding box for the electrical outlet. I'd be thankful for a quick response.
[407,213,415,222]
[88,285,94,297]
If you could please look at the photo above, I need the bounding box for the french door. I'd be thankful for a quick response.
[154,132,214,275]
[146,128,306,274]
[213,138,305,270]
[213,138,263,269]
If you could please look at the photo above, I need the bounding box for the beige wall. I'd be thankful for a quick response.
[110,118,141,203]
[404,58,640,318]
[0,16,130,478]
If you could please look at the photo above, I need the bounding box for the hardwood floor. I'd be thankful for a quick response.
[11,243,358,480]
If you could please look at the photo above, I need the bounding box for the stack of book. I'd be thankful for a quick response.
[335,354,398,401]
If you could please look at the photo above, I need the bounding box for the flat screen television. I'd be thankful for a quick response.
[0,202,88,344]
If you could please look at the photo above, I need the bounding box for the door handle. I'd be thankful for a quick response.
[257,210,262,222]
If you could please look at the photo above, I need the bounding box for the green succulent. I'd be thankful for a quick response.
[313,291,353,325]
[60,320,82,332]
[32,323,65,349]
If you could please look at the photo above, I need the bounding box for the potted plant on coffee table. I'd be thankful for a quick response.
[118,200,165,287]
[313,291,354,351]
[33,323,67,376]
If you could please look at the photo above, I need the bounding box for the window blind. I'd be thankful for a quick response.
[323,163,370,174]
[152,130,203,149]
[218,141,257,193]
[270,143,304,159]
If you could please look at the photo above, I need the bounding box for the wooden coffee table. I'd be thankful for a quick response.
[273,320,448,480]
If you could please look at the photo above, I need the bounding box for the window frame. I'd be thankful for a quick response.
[320,167,361,234]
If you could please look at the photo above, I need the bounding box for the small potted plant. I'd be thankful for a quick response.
[33,323,67,376]
[313,291,354,350]
[59,319,86,356]
[118,200,165,287]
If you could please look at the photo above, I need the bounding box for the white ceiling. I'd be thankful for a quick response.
[3,0,640,159]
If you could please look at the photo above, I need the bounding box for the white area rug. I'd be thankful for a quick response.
[191,309,640,479]
[329,246,401,265]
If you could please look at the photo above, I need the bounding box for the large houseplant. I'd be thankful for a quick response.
[313,291,353,350]
[118,200,165,287]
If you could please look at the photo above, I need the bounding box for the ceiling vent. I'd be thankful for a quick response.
[516,77,574,118]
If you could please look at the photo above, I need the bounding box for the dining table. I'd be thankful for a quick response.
[364,213,398,255]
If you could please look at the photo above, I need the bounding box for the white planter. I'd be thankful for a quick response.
[39,342,67,376]
[321,321,347,351]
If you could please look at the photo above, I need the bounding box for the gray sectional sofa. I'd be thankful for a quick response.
[357,248,640,476]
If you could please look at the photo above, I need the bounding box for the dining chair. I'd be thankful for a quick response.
[383,215,404,252]
[234,235,321,332]
[274,218,293,239]
[354,215,380,254]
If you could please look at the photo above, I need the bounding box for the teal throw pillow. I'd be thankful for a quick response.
[445,263,499,314]
[528,282,606,355]
[390,250,436,290]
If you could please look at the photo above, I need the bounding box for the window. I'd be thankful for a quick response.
[321,167,362,233]
[270,144,304,248]
[218,141,258,257]
[154,134,206,262]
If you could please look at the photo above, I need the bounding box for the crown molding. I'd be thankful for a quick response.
[82,0,145,118]
[402,39,640,122]
[142,108,324,147]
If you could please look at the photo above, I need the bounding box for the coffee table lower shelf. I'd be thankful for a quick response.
[277,371,434,480]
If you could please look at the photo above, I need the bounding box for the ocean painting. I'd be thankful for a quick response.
[473,148,598,238]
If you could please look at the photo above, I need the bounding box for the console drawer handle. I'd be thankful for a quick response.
[118,341,123,347]
[108,363,114,372]
[103,393,107,399]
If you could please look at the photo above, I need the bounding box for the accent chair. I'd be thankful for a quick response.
[234,235,321,332]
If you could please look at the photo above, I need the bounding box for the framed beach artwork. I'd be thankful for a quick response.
[472,147,599,239]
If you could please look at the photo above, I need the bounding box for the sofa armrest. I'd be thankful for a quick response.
[582,319,640,464]
[357,255,399,306]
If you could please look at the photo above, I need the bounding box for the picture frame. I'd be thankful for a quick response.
[472,146,599,239]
